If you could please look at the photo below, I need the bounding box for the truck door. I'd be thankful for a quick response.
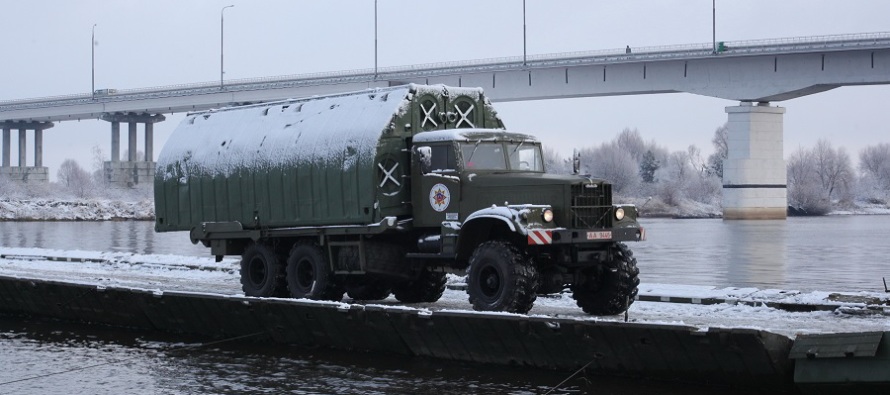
[415,143,461,227]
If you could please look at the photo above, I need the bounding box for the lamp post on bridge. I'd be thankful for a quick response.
[92,24,97,99]
[220,4,234,89]
[522,0,527,67]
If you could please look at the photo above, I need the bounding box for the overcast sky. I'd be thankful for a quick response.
[2,0,889,180]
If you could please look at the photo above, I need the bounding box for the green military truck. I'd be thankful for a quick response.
[155,84,644,315]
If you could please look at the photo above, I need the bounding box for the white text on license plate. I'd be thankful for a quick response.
[586,231,612,240]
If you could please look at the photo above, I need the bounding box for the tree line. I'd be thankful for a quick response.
[2,134,888,216]
[544,126,890,216]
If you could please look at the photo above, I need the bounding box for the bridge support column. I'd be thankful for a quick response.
[111,121,120,162]
[128,121,138,161]
[18,129,26,167]
[145,122,154,162]
[722,102,787,220]
[100,112,165,187]
[34,128,43,168]
[2,127,9,168]
[0,121,53,183]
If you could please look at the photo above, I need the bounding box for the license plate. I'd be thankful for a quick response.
[586,231,612,240]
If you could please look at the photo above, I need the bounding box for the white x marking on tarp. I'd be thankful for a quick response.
[378,162,401,187]
[421,102,438,128]
[455,103,475,128]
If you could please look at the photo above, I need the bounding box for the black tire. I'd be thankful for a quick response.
[392,270,446,303]
[285,242,344,301]
[239,243,287,297]
[345,277,392,301]
[571,242,640,315]
[466,241,538,314]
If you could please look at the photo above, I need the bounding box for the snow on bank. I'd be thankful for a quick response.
[1,247,888,339]
[0,199,154,221]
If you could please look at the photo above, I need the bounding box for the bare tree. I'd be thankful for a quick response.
[706,123,729,179]
[580,142,639,195]
[616,128,646,162]
[543,146,569,174]
[57,159,94,198]
[859,143,890,187]
[812,140,853,202]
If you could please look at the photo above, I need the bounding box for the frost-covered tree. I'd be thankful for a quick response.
[812,140,854,203]
[639,150,659,183]
[57,159,93,198]
[543,146,570,174]
[855,143,890,204]
[91,145,109,188]
[579,141,639,195]
[787,146,830,215]
[706,123,729,179]
[616,128,646,162]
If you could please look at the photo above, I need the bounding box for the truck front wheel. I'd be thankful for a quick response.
[466,241,538,314]
[286,242,344,301]
[239,243,287,297]
[571,242,640,315]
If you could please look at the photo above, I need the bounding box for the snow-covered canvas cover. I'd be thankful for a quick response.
[157,86,414,181]
[153,84,497,232]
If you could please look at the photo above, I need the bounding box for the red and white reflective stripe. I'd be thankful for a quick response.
[527,230,553,245]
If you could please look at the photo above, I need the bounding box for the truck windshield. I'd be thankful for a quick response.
[461,142,507,170]
[459,141,544,171]
[507,142,545,172]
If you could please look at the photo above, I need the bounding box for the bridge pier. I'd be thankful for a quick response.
[100,112,165,187]
[722,102,787,220]
[0,121,53,183]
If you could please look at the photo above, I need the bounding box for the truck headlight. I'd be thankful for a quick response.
[542,209,554,223]
[614,207,625,221]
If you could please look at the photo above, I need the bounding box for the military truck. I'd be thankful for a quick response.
[154,84,644,315]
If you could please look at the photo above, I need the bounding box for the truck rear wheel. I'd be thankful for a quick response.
[240,243,288,297]
[392,270,446,303]
[286,242,344,301]
[571,242,640,315]
[466,241,538,314]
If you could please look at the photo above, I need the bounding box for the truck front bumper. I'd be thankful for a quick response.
[526,226,645,245]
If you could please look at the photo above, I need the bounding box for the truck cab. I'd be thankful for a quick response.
[410,129,644,315]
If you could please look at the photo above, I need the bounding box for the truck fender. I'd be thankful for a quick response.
[455,206,526,261]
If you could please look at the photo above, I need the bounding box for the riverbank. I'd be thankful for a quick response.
[0,199,154,221]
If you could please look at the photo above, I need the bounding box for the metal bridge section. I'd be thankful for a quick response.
[2,31,890,217]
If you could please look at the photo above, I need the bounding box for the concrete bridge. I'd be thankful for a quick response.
[2,32,889,218]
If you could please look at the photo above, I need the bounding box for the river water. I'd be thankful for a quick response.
[1,216,888,393]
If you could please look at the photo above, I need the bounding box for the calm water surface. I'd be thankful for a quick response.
[1,216,888,393]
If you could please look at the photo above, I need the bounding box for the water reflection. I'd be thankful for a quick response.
[724,220,788,289]
[0,317,761,395]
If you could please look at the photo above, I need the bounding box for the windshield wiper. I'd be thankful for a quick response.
[511,140,525,155]
[465,140,481,164]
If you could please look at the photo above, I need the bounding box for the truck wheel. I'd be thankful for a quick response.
[345,277,392,301]
[286,242,344,301]
[392,270,446,303]
[466,241,538,314]
[240,243,287,297]
[572,242,640,315]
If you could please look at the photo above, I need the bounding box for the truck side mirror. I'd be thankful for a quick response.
[416,146,432,174]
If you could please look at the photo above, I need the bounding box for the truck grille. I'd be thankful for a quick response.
[571,183,612,229]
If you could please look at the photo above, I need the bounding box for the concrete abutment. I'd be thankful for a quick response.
[100,112,165,187]
[0,121,54,183]
[722,102,787,220]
